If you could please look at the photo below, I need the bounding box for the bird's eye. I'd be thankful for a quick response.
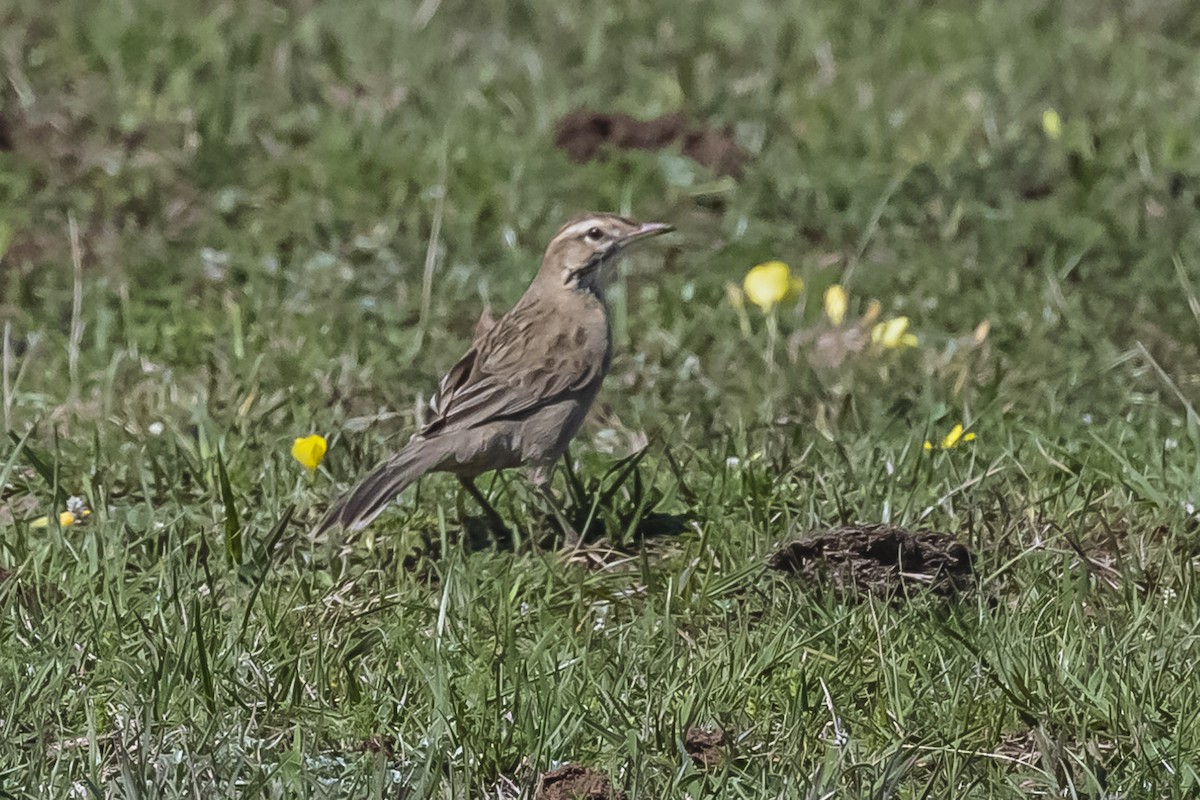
[584,227,604,242]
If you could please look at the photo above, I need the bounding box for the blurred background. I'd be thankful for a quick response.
[4,0,1199,440]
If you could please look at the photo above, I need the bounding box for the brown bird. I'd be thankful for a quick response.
[317,213,673,536]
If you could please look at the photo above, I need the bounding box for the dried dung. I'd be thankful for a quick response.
[684,727,725,768]
[680,125,747,179]
[554,110,748,178]
[768,524,974,599]
[536,765,626,800]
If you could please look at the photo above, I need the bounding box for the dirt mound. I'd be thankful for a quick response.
[685,727,725,768]
[768,524,974,599]
[536,765,625,800]
[554,110,748,178]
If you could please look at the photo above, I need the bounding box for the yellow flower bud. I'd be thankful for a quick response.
[29,509,89,528]
[871,316,917,349]
[292,434,328,474]
[1042,108,1062,141]
[926,423,977,451]
[823,284,848,325]
[743,261,803,313]
[862,299,883,324]
[941,423,966,448]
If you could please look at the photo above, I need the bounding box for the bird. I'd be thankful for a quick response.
[316,212,673,537]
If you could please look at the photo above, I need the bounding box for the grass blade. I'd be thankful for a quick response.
[191,595,215,711]
[8,429,63,508]
[216,447,242,566]
[237,502,294,643]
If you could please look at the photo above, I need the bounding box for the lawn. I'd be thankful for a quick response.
[3,0,1200,796]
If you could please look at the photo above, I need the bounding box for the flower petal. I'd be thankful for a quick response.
[941,423,965,449]
[873,316,912,348]
[292,434,328,473]
[1042,108,1062,140]
[743,261,797,312]
[823,285,848,325]
[29,509,86,528]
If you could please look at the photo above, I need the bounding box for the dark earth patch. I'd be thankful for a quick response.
[554,110,748,178]
[536,765,626,800]
[768,524,975,599]
[684,726,725,768]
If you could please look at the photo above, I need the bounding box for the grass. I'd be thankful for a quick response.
[3,0,1200,795]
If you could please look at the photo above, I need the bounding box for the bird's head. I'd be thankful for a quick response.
[538,213,673,292]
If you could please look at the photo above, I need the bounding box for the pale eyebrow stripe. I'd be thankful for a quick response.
[557,219,602,239]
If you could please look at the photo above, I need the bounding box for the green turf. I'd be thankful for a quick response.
[3,0,1200,796]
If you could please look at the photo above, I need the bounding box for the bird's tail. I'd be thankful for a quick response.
[315,439,446,534]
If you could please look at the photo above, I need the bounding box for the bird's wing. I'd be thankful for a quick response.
[421,299,607,436]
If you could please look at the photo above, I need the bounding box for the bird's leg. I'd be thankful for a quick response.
[529,465,581,550]
[457,476,509,537]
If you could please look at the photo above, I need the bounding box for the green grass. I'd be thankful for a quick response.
[4,0,1200,796]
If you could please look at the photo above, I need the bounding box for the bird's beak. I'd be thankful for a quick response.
[577,221,674,281]
[622,221,674,245]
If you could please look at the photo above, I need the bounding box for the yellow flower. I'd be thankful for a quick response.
[923,423,977,451]
[871,316,918,349]
[823,284,848,326]
[30,496,91,528]
[292,434,328,474]
[1042,108,1062,141]
[743,261,803,312]
[30,511,85,528]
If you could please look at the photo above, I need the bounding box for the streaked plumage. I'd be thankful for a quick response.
[316,213,672,534]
